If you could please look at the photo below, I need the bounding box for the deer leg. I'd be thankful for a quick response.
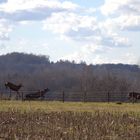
[16,92,19,100]
[16,93,18,100]
[42,95,44,100]
[17,91,21,100]
[40,96,43,101]
[132,97,136,103]
[9,90,11,100]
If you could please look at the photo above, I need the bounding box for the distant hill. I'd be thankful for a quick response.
[0,52,140,92]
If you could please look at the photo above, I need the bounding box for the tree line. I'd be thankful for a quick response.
[0,52,140,94]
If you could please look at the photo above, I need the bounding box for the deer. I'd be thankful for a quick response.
[5,82,23,99]
[25,88,50,100]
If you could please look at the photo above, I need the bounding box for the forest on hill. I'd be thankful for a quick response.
[0,52,140,93]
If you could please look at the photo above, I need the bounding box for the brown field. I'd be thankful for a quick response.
[0,101,140,140]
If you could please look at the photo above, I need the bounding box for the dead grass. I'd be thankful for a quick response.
[0,111,139,140]
[0,101,139,139]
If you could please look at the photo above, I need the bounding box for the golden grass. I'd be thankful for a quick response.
[0,100,140,114]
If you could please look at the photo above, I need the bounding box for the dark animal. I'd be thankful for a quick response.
[25,88,50,100]
[128,92,140,102]
[5,82,22,99]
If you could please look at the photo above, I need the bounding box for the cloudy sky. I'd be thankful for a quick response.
[0,0,140,64]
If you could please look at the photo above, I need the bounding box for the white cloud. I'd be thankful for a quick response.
[0,0,133,47]
[43,11,131,48]
[115,15,140,31]
[84,7,96,14]
[0,0,137,64]
[102,14,140,32]
[60,44,99,64]
[0,19,13,40]
[101,0,140,16]
[0,0,78,12]
[101,0,140,31]
[100,32,131,48]
[43,12,97,35]
[124,53,137,64]
[0,0,80,40]
[0,0,79,21]
[60,44,113,64]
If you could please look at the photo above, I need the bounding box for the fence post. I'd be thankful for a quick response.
[62,91,65,103]
[107,92,110,103]
[21,92,23,101]
[83,90,87,103]
[0,91,2,100]
[132,92,135,104]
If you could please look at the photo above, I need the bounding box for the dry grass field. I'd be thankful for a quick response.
[0,101,140,140]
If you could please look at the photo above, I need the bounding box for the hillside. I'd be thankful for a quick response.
[0,52,140,92]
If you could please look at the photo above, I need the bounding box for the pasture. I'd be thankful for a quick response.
[0,101,140,139]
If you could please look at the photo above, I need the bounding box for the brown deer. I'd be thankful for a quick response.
[5,82,22,99]
[25,88,50,100]
[128,92,140,102]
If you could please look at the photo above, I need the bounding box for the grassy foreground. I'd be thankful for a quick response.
[0,100,140,113]
[0,101,140,139]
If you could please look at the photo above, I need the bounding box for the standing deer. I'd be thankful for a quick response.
[5,82,22,99]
